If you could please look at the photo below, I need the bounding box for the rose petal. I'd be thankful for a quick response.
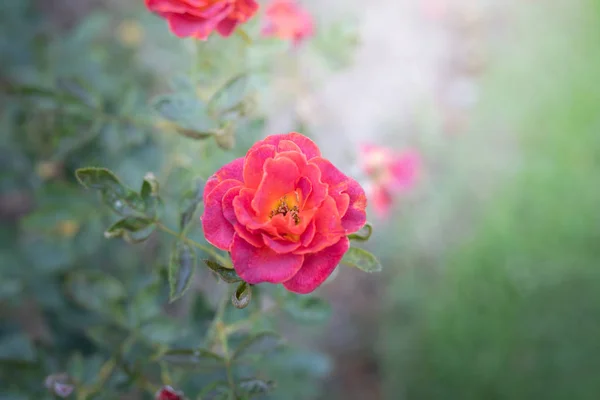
[251,157,299,215]
[243,144,275,189]
[277,139,302,153]
[247,133,321,160]
[262,234,301,254]
[234,224,264,247]
[216,18,238,36]
[231,235,304,284]
[302,162,327,209]
[296,196,343,254]
[300,220,316,246]
[166,13,214,38]
[222,186,241,225]
[296,176,312,208]
[283,237,349,294]
[204,158,244,203]
[341,178,367,233]
[310,157,366,233]
[201,179,241,250]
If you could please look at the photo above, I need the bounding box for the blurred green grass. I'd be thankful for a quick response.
[382,2,600,399]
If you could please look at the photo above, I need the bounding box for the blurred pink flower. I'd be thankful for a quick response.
[145,0,258,40]
[261,0,314,46]
[156,386,184,400]
[359,144,421,218]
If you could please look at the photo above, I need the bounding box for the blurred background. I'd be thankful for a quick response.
[2,0,600,399]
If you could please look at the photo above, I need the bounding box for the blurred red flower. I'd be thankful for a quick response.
[145,0,258,39]
[360,144,421,217]
[201,133,367,294]
[156,386,184,400]
[261,0,314,45]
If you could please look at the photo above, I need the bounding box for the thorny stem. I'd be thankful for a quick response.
[156,222,231,267]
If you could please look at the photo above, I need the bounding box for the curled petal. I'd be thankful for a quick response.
[310,157,366,233]
[300,220,316,246]
[296,196,343,254]
[251,157,299,215]
[231,235,304,284]
[262,234,302,254]
[234,224,264,247]
[340,178,367,233]
[216,18,238,36]
[248,132,321,160]
[277,139,302,153]
[201,179,241,250]
[204,158,244,203]
[283,237,349,294]
[302,162,327,209]
[243,144,275,189]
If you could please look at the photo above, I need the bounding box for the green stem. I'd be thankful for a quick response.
[218,321,237,399]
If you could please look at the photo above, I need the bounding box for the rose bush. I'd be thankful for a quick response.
[201,133,367,294]
[145,0,258,39]
[261,0,314,45]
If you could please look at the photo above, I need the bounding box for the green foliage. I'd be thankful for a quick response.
[341,247,382,273]
[0,1,372,398]
[168,241,196,302]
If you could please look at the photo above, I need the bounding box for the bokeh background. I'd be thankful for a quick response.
[2,0,600,399]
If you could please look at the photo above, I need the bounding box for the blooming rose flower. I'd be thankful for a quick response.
[261,0,314,45]
[201,133,367,294]
[156,386,184,400]
[145,0,258,40]
[360,144,421,217]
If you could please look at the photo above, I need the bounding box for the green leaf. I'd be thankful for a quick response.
[179,178,205,231]
[204,259,241,283]
[66,270,126,314]
[232,281,252,309]
[213,122,236,150]
[341,247,382,273]
[104,216,155,243]
[55,77,98,108]
[237,379,275,398]
[75,167,121,191]
[75,167,146,217]
[161,348,224,369]
[139,317,182,345]
[283,295,331,324]
[232,332,284,361]
[0,333,36,362]
[173,126,214,140]
[151,94,216,137]
[208,73,249,117]
[347,222,373,242]
[86,325,129,351]
[168,241,196,302]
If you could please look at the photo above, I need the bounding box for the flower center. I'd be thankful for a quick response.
[269,191,301,225]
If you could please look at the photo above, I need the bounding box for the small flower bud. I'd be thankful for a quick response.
[156,385,185,400]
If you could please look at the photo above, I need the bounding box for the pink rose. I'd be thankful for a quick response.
[201,133,367,294]
[360,144,421,217]
[261,0,314,46]
[145,0,258,39]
